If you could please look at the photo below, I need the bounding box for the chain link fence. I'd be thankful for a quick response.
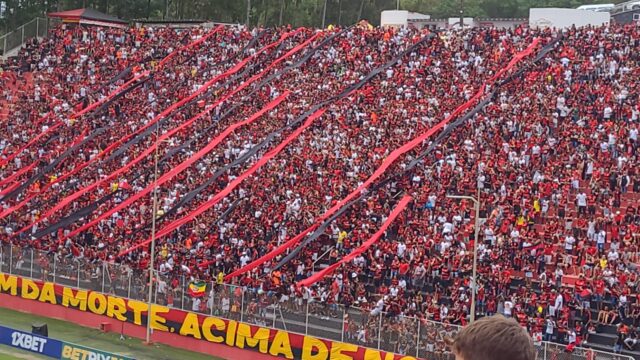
[1,17,49,57]
[0,244,633,360]
[535,342,633,360]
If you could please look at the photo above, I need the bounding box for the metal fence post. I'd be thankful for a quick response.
[101,262,106,293]
[29,249,34,278]
[154,272,159,304]
[21,25,24,44]
[377,312,383,350]
[543,342,547,360]
[127,274,132,299]
[180,275,185,310]
[272,299,277,328]
[36,18,39,37]
[52,254,56,282]
[240,287,245,322]
[415,319,421,358]
[77,264,81,288]
[214,281,219,318]
[305,299,310,335]
[341,306,346,342]
[9,245,12,274]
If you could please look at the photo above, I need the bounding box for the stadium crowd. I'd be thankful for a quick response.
[1,19,640,356]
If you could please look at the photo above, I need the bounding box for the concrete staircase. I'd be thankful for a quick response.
[0,17,49,60]
[0,71,33,123]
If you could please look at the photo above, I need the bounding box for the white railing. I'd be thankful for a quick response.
[0,244,633,360]
[1,17,49,58]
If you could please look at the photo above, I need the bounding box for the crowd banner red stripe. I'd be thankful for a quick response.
[56,30,318,189]
[224,38,542,281]
[0,127,89,218]
[118,108,327,257]
[0,161,41,194]
[1,101,59,158]
[33,100,60,127]
[1,126,88,200]
[18,87,279,234]
[1,126,87,201]
[11,90,286,228]
[297,195,413,288]
[0,26,224,177]
[115,29,301,146]
[57,93,291,243]
[0,162,37,189]
[71,72,150,119]
[0,75,143,169]
[4,71,147,172]
[16,31,321,236]
[58,28,301,185]
[0,123,62,167]
[0,182,21,197]
[157,26,223,68]
[219,224,320,274]
[68,26,224,120]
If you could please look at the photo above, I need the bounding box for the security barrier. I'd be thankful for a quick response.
[0,244,632,360]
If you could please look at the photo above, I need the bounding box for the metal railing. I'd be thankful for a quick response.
[0,244,633,360]
[1,17,49,58]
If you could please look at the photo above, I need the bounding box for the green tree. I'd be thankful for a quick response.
[0,0,629,35]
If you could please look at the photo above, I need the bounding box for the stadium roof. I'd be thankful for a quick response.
[48,8,128,28]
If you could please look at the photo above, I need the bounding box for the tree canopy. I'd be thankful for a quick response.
[1,0,620,35]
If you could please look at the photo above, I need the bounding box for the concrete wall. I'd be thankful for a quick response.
[529,8,610,29]
[611,9,640,24]
[381,10,409,28]
[477,19,527,28]
[448,17,475,29]
[0,292,275,360]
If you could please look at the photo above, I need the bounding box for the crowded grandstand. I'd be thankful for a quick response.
[1,8,640,360]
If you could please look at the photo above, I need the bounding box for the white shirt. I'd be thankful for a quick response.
[397,242,406,257]
[546,319,555,334]
[440,306,449,319]
[576,193,587,207]
[555,294,563,311]
[504,301,513,316]
[564,236,576,250]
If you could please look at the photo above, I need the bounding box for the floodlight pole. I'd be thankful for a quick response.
[145,123,161,344]
[246,0,251,28]
[459,0,464,29]
[321,0,328,29]
[447,189,480,323]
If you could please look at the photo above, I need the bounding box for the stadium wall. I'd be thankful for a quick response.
[0,289,275,360]
[529,8,611,29]
[0,273,415,360]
